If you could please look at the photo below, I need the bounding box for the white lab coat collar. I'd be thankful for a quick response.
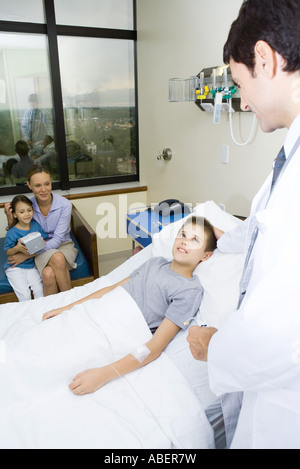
[284,112,300,158]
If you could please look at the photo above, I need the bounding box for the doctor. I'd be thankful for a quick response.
[187,0,300,449]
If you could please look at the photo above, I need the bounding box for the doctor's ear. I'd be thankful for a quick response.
[254,40,278,78]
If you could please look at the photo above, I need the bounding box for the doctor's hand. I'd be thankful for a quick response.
[187,326,217,362]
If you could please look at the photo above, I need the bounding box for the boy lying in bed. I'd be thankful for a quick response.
[43,216,217,396]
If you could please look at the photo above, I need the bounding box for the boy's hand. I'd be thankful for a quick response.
[69,367,115,395]
[213,226,224,240]
[43,306,68,321]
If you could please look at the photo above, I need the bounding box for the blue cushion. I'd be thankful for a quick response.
[0,233,91,294]
[69,232,91,280]
[0,237,12,294]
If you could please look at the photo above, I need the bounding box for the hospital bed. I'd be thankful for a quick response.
[0,201,244,449]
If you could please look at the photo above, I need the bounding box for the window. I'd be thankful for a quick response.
[55,0,134,30]
[0,0,45,23]
[58,36,136,183]
[0,0,138,195]
[0,33,57,187]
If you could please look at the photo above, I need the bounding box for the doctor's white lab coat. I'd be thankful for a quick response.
[208,114,300,449]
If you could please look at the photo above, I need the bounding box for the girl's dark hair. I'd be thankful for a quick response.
[223,0,300,73]
[9,195,33,229]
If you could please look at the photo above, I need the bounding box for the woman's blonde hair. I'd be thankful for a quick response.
[27,165,51,183]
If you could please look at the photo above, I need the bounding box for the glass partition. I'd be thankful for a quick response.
[0,0,45,23]
[54,0,134,30]
[58,36,137,181]
[0,0,138,194]
[0,33,57,188]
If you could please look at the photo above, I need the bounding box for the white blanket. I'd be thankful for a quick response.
[0,286,215,449]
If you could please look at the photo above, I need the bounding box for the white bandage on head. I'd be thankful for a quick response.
[131,344,151,364]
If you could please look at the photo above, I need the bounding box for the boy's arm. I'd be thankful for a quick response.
[213,226,224,240]
[69,318,180,395]
[42,277,130,321]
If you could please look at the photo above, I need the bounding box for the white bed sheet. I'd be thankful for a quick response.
[0,201,245,449]
[0,258,215,449]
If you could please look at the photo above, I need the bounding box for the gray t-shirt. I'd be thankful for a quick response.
[123,256,203,332]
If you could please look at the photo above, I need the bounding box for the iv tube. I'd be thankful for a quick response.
[223,67,228,89]
[200,72,204,94]
[212,69,217,90]
[228,99,257,146]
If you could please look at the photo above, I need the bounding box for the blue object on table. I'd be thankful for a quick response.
[126,209,188,248]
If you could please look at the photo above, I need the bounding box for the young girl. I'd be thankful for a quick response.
[43,216,217,396]
[4,195,48,302]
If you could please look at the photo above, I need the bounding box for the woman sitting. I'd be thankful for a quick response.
[4,165,78,296]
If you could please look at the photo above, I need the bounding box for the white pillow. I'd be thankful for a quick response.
[151,200,243,260]
[152,201,244,328]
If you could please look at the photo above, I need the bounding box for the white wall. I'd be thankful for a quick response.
[72,191,147,255]
[136,0,287,216]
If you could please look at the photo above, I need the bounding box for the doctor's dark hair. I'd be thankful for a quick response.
[223,0,300,73]
[182,216,217,252]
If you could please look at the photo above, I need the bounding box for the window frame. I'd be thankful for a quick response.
[0,0,139,196]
